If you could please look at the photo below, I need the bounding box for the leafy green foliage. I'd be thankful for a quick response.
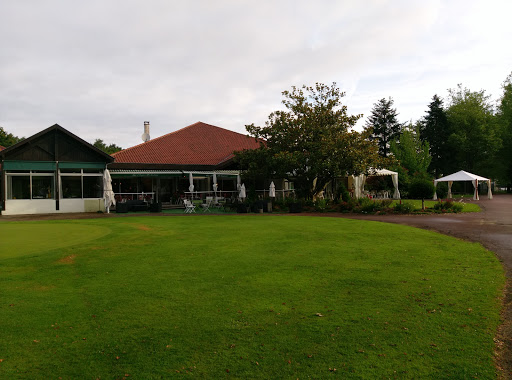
[236,83,385,199]
[446,84,501,177]
[313,198,327,212]
[93,139,122,155]
[0,126,23,148]
[337,182,351,202]
[366,97,403,157]
[393,201,415,214]
[496,72,512,190]
[408,179,435,201]
[390,123,432,193]
[433,200,464,213]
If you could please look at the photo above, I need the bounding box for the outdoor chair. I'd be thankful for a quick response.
[201,197,213,212]
[211,196,223,211]
[183,199,196,213]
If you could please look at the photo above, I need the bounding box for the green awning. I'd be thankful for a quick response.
[110,170,183,178]
[3,161,57,171]
[59,162,106,169]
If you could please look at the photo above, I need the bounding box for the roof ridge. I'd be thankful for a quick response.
[112,122,204,157]
[112,121,251,157]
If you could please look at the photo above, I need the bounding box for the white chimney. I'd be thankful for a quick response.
[142,121,150,142]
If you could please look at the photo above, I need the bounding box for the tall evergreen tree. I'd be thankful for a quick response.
[420,95,451,177]
[366,97,403,157]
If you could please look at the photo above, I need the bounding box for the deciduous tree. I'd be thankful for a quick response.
[93,139,122,155]
[390,123,431,193]
[0,126,23,147]
[235,83,385,199]
[496,73,512,191]
[446,84,500,177]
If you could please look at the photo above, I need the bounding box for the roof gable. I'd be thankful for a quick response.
[0,124,114,163]
[113,122,260,166]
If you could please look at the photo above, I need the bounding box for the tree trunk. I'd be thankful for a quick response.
[313,179,329,200]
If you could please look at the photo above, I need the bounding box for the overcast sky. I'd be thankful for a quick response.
[1,0,511,148]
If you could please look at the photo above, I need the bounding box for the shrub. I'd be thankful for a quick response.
[435,182,448,199]
[337,183,351,203]
[433,200,464,213]
[380,199,393,208]
[393,202,415,214]
[338,201,352,212]
[409,179,435,200]
[314,199,328,212]
[433,201,446,210]
[273,199,289,212]
[357,198,393,214]
[451,202,464,212]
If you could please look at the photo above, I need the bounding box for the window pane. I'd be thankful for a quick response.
[83,176,103,198]
[32,176,54,199]
[62,176,82,198]
[7,176,30,199]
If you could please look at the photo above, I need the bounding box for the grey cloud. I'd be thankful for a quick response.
[1,0,510,147]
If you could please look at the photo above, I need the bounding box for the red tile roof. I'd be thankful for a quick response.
[0,145,4,151]
[112,122,261,166]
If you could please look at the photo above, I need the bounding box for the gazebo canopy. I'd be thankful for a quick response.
[434,170,489,184]
[370,168,398,176]
[433,170,492,200]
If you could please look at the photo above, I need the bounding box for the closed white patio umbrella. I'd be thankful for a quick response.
[103,169,116,213]
[188,172,194,193]
[239,183,246,200]
[269,181,276,198]
[213,173,218,199]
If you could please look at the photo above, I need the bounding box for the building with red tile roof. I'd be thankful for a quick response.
[111,121,260,170]
[0,145,5,151]
[108,121,264,204]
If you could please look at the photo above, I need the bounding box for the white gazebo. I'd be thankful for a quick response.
[351,168,400,199]
[433,170,492,200]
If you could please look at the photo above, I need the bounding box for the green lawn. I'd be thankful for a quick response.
[0,216,503,378]
[392,199,481,212]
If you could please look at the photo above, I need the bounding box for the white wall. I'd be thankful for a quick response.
[3,199,57,215]
[3,198,104,215]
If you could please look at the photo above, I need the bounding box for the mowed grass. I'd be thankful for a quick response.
[0,216,504,378]
[0,224,111,259]
[391,200,481,212]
